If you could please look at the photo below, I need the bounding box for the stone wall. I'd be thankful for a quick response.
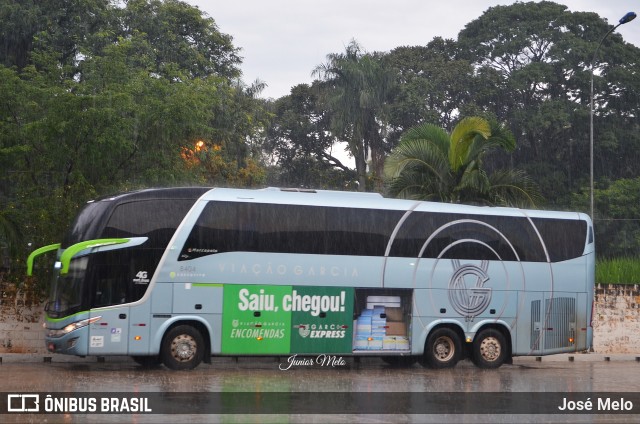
[592,284,640,354]
[1,284,639,355]
[0,282,45,353]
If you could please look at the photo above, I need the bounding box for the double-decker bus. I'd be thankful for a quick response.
[28,187,595,370]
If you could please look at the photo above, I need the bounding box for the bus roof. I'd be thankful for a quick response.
[200,187,590,223]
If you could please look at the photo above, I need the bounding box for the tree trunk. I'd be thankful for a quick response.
[354,153,367,192]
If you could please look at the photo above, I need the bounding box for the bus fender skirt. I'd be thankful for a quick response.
[417,319,466,353]
[466,319,513,340]
[465,319,514,350]
[151,315,214,356]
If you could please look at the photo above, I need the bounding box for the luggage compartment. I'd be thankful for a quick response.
[352,289,413,353]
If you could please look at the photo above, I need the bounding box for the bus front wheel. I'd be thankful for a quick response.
[472,329,507,369]
[161,325,205,370]
[422,328,461,369]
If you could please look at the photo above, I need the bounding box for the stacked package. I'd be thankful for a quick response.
[353,296,410,351]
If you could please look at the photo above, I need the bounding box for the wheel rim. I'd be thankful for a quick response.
[433,336,455,362]
[170,334,197,362]
[479,336,501,362]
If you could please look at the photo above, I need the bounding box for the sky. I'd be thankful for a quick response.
[184,0,640,100]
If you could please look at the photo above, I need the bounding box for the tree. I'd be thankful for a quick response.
[0,0,111,71]
[382,38,476,139]
[0,1,266,291]
[313,40,394,191]
[119,0,241,79]
[457,1,640,206]
[384,117,541,207]
[264,83,355,189]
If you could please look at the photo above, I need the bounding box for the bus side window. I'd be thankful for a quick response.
[89,250,147,308]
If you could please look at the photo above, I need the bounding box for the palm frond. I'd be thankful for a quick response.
[384,138,450,187]
[486,169,543,208]
[449,117,491,172]
[399,123,450,156]
[384,116,542,207]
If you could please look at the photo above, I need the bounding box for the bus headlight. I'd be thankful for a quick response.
[47,316,102,338]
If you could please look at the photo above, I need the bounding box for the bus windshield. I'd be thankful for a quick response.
[45,256,88,318]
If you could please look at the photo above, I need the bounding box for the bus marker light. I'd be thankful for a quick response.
[257,337,263,341]
[569,338,574,344]
[134,336,142,341]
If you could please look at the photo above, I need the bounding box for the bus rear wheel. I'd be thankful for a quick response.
[472,329,507,369]
[422,328,461,369]
[161,325,204,370]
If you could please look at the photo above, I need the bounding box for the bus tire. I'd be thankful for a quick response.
[472,328,507,369]
[161,325,205,371]
[422,328,461,369]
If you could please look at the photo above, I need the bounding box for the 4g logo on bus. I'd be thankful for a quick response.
[132,270,150,285]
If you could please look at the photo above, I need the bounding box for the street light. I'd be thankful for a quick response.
[590,11,636,220]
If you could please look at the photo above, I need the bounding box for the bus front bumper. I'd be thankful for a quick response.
[44,316,97,356]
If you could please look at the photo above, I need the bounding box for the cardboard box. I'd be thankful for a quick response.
[385,322,406,336]
[372,306,385,318]
[395,337,410,350]
[356,315,372,335]
[354,336,369,350]
[357,316,372,325]
[372,318,386,327]
[356,325,372,335]
[372,328,386,337]
[367,296,401,309]
[383,336,397,350]
[368,336,383,350]
[384,307,403,322]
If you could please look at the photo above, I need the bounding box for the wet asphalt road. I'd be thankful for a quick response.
[0,353,639,423]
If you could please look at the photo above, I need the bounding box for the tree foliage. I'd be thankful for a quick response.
[2,0,640,281]
[457,1,640,202]
[313,40,395,191]
[385,117,541,207]
[0,0,267,285]
[263,83,356,189]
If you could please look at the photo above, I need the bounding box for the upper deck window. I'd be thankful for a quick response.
[179,201,403,260]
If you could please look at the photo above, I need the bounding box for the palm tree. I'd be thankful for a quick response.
[384,117,541,207]
[313,40,393,191]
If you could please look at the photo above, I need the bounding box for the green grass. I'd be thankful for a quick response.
[596,257,640,285]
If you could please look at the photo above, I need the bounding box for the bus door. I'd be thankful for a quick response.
[87,258,133,355]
